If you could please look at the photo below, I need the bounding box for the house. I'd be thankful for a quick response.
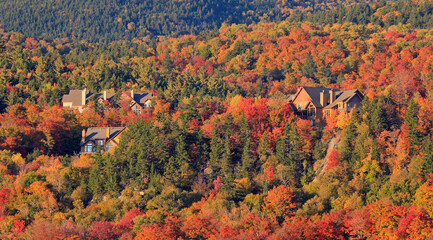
[120,90,153,114]
[62,89,116,112]
[62,89,91,112]
[62,89,152,113]
[80,127,126,153]
[288,86,363,120]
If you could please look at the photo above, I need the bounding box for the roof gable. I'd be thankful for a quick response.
[121,91,153,107]
[290,86,340,108]
[324,90,363,109]
[80,127,126,146]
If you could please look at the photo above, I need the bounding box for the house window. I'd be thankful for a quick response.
[85,143,93,153]
[106,142,114,151]
[354,104,357,107]
[132,105,141,114]
[348,103,351,107]
[97,140,103,145]
[339,103,342,108]
[298,104,302,109]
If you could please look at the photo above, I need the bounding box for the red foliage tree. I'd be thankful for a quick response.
[327,149,340,170]
[87,221,116,240]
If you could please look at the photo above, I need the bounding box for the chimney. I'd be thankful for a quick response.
[131,90,134,100]
[106,128,110,139]
[329,89,336,104]
[82,88,86,106]
[103,90,107,101]
[320,90,326,107]
[82,129,86,142]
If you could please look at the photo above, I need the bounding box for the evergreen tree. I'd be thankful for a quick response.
[209,126,223,174]
[338,114,358,167]
[221,135,233,176]
[422,135,433,179]
[286,124,302,165]
[301,53,317,80]
[257,132,272,166]
[241,138,255,178]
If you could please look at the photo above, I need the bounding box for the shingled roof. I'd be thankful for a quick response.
[80,127,126,146]
[304,87,337,107]
[289,87,363,108]
[94,92,116,102]
[134,92,153,106]
[324,89,363,109]
[290,87,341,108]
[62,89,118,107]
[62,89,91,107]
[122,91,153,107]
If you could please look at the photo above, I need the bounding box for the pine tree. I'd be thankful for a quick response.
[301,53,317,80]
[257,132,272,166]
[241,138,255,178]
[221,135,233,176]
[338,114,358,167]
[209,126,223,174]
[286,124,302,165]
[422,135,433,179]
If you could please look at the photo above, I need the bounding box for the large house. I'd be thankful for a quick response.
[62,89,153,113]
[288,86,363,120]
[80,127,126,153]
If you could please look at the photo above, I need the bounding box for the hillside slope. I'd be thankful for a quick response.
[0,0,387,42]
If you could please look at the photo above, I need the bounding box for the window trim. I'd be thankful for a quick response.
[85,143,93,153]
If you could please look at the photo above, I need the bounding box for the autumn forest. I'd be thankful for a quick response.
[1,0,433,239]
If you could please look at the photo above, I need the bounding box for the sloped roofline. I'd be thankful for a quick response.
[80,127,127,146]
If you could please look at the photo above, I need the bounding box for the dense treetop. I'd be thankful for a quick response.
[4,0,433,42]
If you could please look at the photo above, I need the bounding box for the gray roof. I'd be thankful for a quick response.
[62,89,118,107]
[62,89,91,107]
[290,87,341,108]
[123,92,153,107]
[135,92,153,105]
[289,87,363,109]
[303,87,337,107]
[94,92,116,102]
[324,89,362,109]
[80,127,126,146]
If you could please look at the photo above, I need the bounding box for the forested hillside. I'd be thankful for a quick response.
[4,0,433,41]
[2,0,433,239]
